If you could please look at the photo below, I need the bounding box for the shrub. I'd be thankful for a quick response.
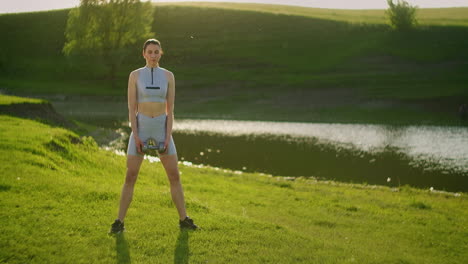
[386,0,418,31]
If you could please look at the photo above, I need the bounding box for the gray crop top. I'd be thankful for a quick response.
[136,66,168,103]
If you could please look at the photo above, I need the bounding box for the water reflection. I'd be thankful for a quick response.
[49,97,467,191]
[174,119,468,173]
[173,131,467,192]
[113,119,467,192]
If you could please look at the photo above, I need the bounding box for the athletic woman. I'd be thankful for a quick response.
[110,39,198,233]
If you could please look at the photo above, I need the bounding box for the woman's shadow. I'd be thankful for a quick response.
[174,230,190,264]
[115,233,131,264]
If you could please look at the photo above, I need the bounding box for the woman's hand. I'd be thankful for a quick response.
[134,135,144,154]
[160,136,170,155]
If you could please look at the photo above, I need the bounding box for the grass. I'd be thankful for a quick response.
[0,3,468,126]
[1,96,467,263]
[0,94,76,129]
[0,94,45,105]
[156,2,468,26]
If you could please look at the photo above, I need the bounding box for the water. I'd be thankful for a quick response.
[50,98,468,192]
[174,119,468,173]
[139,119,468,193]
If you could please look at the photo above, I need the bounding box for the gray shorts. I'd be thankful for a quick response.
[127,113,177,157]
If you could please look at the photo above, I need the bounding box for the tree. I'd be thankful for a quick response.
[386,0,418,31]
[63,0,154,86]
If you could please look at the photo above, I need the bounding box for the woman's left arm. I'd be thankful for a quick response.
[165,71,175,145]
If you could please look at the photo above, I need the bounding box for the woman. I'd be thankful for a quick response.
[110,39,198,234]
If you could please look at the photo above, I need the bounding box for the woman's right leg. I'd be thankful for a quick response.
[117,154,144,221]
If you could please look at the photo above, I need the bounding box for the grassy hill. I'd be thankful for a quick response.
[156,2,468,26]
[0,3,467,125]
[1,94,467,263]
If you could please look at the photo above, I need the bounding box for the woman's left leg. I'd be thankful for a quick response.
[160,154,187,221]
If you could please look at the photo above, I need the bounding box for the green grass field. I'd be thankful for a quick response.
[156,2,468,26]
[0,3,467,125]
[1,94,467,263]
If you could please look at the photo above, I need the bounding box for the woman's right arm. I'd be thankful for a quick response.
[128,71,143,153]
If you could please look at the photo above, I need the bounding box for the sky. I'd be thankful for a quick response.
[1,0,468,14]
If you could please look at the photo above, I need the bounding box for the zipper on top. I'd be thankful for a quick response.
[151,67,154,84]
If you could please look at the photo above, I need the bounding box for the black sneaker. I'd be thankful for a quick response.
[109,219,125,234]
[179,216,198,230]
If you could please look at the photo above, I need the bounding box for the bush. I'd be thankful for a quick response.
[386,0,418,31]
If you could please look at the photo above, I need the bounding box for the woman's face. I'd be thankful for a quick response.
[143,44,162,66]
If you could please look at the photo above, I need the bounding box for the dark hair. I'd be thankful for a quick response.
[143,38,162,52]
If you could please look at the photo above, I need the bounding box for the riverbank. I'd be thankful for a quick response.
[6,93,466,192]
[1,95,467,263]
[1,3,467,126]
[16,94,468,194]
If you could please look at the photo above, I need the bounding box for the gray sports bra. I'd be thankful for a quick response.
[136,66,168,103]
